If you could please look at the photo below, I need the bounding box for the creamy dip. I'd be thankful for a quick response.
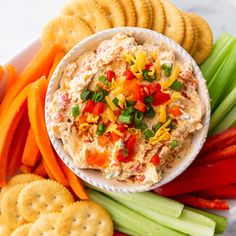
[48,33,205,184]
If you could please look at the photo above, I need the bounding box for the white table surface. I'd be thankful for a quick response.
[0,0,236,235]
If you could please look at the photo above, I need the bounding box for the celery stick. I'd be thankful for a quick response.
[87,189,185,236]
[208,42,236,112]
[108,196,214,236]
[87,185,183,218]
[186,207,227,234]
[209,86,236,133]
[211,105,236,135]
[200,33,235,84]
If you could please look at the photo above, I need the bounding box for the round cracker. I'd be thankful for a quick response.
[132,0,150,28]
[1,184,27,229]
[28,213,60,236]
[189,20,199,56]
[11,223,33,236]
[181,12,195,52]
[42,15,93,52]
[95,0,125,27]
[150,0,165,33]
[0,218,12,236]
[145,0,154,29]
[161,0,185,44]
[18,180,74,223]
[119,0,136,26]
[189,13,213,64]
[57,201,113,236]
[62,0,111,32]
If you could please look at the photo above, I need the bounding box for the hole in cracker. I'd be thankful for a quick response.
[83,226,87,230]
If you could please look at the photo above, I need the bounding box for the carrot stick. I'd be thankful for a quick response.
[0,65,4,83]
[6,64,18,93]
[28,77,68,186]
[19,164,32,174]
[59,159,89,200]
[22,127,40,166]
[0,83,31,186]
[0,43,60,116]
[33,160,47,178]
[42,159,55,180]
[7,111,30,176]
[47,50,65,81]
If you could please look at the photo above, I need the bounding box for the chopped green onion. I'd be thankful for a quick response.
[134,111,144,127]
[112,97,119,106]
[167,122,176,131]
[170,81,183,91]
[81,89,92,101]
[153,122,162,132]
[146,105,156,119]
[170,139,178,148]
[144,129,154,140]
[118,112,133,124]
[144,96,154,104]
[72,105,80,118]
[98,75,110,86]
[123,148,129,157]
[126,100,136,106]
[125,106,135,115]
[142,70,156,82]
[92,85,108,102]
[140,123,148,130]
[162,64,172,77]
[96,123,106,136]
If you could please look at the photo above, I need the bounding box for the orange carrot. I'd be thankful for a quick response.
[34,160,47,177]
[47,50,65,81]
[0,65,4,83]
[98,135,111,147]
[0,43,60,116]
[42,159,55,181]
[7,111,30,176]
[22,127,40,166]
[19,164,32,174]
[28,77,68,186]
[6,64,18,93]
[169,106,182,117]
[59,159,88,200]
[0,83,31,186]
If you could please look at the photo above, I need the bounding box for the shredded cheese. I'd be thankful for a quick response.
[105,96,116,111]
[135,51,148,72]
[150,52,157,60]
[166,92,182,105]
[110,79,117,90]
[105,124,123,136]
[159,105,167,123]
[123,52,136,64]
[117,94,126,109]
[116,76,126,85]
[161,66,180,89]
[128,128,142,139]
[86,114,99,123]
[111,85,124,96]
[148,66,155,76]
[106,107,116,123]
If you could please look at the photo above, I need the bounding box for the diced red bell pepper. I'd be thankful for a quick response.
[154,157,236,196]
[194,184,236,199]
[147,83,160,95]
[83,99,96,113]
[86,151,108,167]
[151,154,160,166]
[114,110,121,118]
[113,231,127,236]
[117,124,127,132]
[107,70,115,82]
[93,102,106,115]
[123,69,136,80]
[173,194,229,210]
[110,132,122,143]
[125,80,144,102]
[98,135,111,147]
[145,63,153,71]
[199,127,236,156]
[193,145,236,167]
[78,114,87,123]
[134,100,146,112]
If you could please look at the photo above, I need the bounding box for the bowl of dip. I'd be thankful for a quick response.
[45,27,210,192]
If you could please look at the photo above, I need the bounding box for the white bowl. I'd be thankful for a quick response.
[45,27,211,193]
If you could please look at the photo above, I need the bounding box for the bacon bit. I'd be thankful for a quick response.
[61,93,70,109]
[56,112,63,122]
[179,71,192,80]
[151,154,160,166]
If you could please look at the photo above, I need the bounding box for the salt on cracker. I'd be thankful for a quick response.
[145,0,154,29]
[57,201,113,236]
[1,184,27,229]
[189,13,213,64]
[132,0,150,28]
[18,180,74,223]
[119,0,136,26]
[42,15,93,52]
[150,0,165,33]
[95,0,125,27]
[11,223,33,236]
[62,0,111,32]
[181,12,194,52]
[161,0,185,44]
[28,213,60,236]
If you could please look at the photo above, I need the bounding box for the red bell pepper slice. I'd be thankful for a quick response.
[169,106,182,117]
[125,81,144,102]
[154,157,236,196]
[145,63,153,70]
[199,127,236,156]
[78,114,87,123]
[107,70,115,82]
[134,100,146,112]
[93,102,106,115]
[123,69,136,80]
[83,99,96,113]
[194,184,236,199]
[173,194,229,210]
[113,232,127,236]
[151,154,160,166]
[193,144,236,167]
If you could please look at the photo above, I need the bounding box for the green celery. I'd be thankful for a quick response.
[186,207,227,234]
[200,32,236,84]
[211,105,236,135]
[209,86,236,133]
[109,197,215,236]
[87,189,185,236]
[208,42,236,112]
